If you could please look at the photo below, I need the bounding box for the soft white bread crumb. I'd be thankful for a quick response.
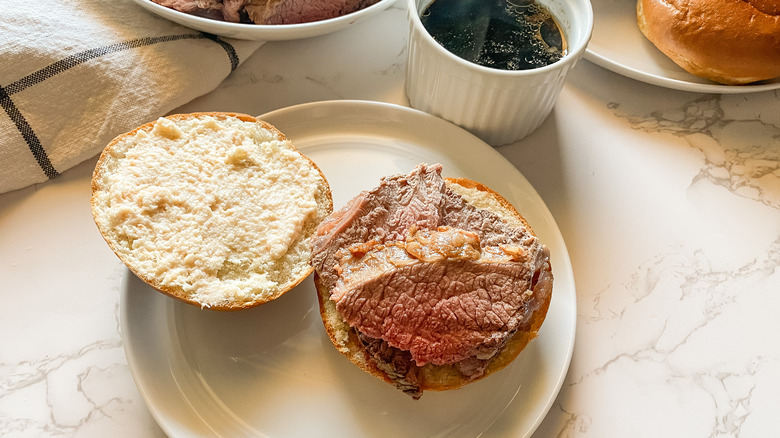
[92,112,332,310]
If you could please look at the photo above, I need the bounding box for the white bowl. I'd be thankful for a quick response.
[405,0,594,146]
[132,0,397,41]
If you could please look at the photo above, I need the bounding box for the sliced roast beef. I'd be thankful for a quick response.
[356,331,423,399]
[334,249,542,365]
[311,163,451,292]
[150,0,380,24]
[222,0,248,21]
[152,0,220,12]
[151,0,228,20]
[247,0,379,24]
[311,164,552,382]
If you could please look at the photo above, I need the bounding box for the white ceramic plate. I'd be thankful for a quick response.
[121,100,576,437]
[584,0,780,94]
[131,0,396,41]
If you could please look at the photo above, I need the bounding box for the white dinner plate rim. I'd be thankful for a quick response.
[120,100,576,437]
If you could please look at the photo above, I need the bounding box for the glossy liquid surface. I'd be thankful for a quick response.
[420,0,566,70]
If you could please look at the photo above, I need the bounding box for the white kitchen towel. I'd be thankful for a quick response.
[0,0,262,194]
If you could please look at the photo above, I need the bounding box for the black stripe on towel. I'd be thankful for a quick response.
[0,85,58,179]
[202,33,240,72]
[4,33,240,96]
[1,32,240,180]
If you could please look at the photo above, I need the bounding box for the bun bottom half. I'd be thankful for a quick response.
[315,177,553,395]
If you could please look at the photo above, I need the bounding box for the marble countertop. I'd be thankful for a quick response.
[2,2,780,437]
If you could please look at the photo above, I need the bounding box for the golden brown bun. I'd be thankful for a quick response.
[315,176,553,394]
[637,0,780,84]
[91,112,332,310]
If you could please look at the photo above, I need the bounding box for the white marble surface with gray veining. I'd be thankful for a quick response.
[1,2,779,437]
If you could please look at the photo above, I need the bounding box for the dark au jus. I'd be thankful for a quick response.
[420,0,567,70]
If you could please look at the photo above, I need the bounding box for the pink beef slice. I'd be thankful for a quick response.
[222,0,247,21]
[152,0,219,12]
[151,0,228,20]
[337,258,542,366]
[311,164,552,366]
[245,0,380,24]
[151,0,379,23]
[311,163,450,291]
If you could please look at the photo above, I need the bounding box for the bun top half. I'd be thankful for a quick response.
[637,0,780,84]
[91,112,333,310]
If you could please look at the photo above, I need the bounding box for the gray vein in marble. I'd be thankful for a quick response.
[552,404,591,438]
[218,71,285,89]
[304,75,343,97]
[0,291,128,436]
[537,91,780,437]
[610,94,780,209]
[560,228,780,436]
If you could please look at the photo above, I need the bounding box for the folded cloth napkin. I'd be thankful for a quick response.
[0,0,263,194]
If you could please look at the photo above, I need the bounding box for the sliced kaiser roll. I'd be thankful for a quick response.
[311,164,553,398]
[91,112,333,310]
[636,0,780,85]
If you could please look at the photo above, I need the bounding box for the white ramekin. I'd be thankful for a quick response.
[405,0,594,146]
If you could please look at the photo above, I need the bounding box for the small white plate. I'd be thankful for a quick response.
[131,0,397,41]
[584,0,780,94]
[121,100,576,437]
